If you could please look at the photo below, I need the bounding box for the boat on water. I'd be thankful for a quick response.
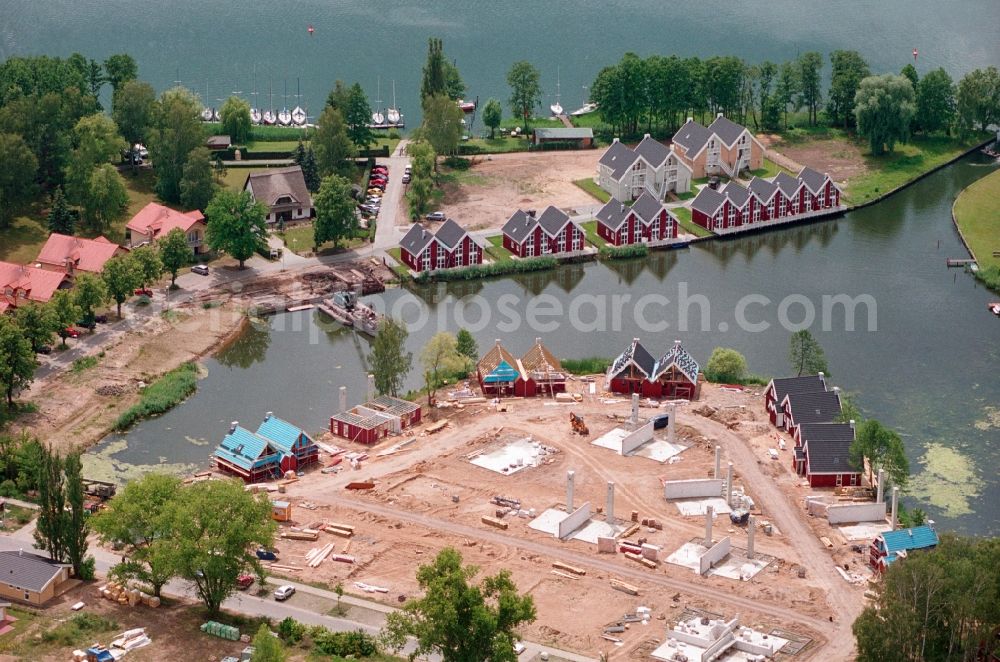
[200,107,214,122]
[371,77,385,125]
[317,290,381,336]
[457,99,476,113]
[387,80,401,125]
[550,66,563,116]
[250,65,261,125]
[291,107,307,126]
[570,102,598,117]
[989,302,1000,316]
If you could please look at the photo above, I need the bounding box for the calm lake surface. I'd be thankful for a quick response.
[86,153,1000,535]
[2,1,997,126]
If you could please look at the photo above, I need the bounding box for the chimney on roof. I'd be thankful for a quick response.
[644,133,650,139]
[675,339,681,348]
[717,112,724,118]
[495,339,501,346]
[620,203,625,214]
[535,337,541,345]
[686,117,693,123]
[265,411,272,421]
[230,421,238,433]
[18,549,22,557]
[849,419,856,430]
[833,386,841,396]
[612,137,619,144]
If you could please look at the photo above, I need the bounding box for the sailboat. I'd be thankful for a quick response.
[249,66,262,124]
[201,82,214,122]
[277,81,292,126]
[291,77,307,126]
[386,80,401,126]
[550,66,563,116]
[371,77,385,126]
[262,80,276,125]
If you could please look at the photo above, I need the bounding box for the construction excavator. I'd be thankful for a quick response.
[569,412,589,436]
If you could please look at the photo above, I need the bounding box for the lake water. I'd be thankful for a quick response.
[2,1,997,126]
[86,153,1000,536]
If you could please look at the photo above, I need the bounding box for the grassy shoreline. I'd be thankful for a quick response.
[114,362,200,431]
[952,168,1000,292]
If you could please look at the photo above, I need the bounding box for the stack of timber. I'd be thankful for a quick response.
[306,543,335,567]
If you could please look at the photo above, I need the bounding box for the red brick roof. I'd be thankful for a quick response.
[126,202,205,240]
[0,261,69,310]
[36,233,124,274]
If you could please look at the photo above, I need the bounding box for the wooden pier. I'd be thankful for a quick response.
[945,258,976,267]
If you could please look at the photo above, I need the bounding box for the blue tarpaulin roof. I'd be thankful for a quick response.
[214,426,278,471]
[881,526,939,555]
[483,360,519,384]
[256,415,309,453]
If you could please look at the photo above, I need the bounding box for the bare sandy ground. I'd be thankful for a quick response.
[437,151,603,232]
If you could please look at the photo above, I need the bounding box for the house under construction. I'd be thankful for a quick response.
[329,394,422,445]
[476,338,568,397]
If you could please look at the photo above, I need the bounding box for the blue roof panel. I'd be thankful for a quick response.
[881,526,939,554]
[257,415,307,453]
[483,360,519,384]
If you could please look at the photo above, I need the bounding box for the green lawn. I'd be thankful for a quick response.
[385,247,412,280]
[671,190,696,201]
[842,134,989,205]
[461,135,534,154]
[580,220,608,248]
[499,116,565,130]
[953,168,1000,269]
[573,178,610,203]
[279,224,367,256]
[485,235,515,262]
[673,207,714,238]
[245,140,302,153]
[748,157,788,179]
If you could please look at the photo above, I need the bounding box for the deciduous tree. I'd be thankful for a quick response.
[776,61,801,129]
[704,347,748,384]
[149,86,203,203]
[0,132,38,228]
[482,98,502,139]
[384,547,536,661]
[369,317,412,397]
[66,113,126,209]
[103,53,138,93]
[854,74,916,156]
[849,419,908,488]
[313,174,358,249]
[158,228,191,286]
[180,146,215,210]
[63,452,92,578]
[507,61,543,131]
[955,67,1000,135]
[251,624,287,662]
[422,94,464,156]
[130,244,163,289]
[220,95,251,145]
[14,303,56,353]
[73,272,108,328]
[49,290,80,347]
[456,328,478,364]
[0,318,37,406]
[34,444,66,562]
[112,79,157,147]
[421,38,447,102]
[82,163,129,231]
[172,479,276,615]
[313,105,356,176]
[916,68,956,134]
[93,473,183,597]
[788,330,829,377]
[420,332,465,406]
[827,50,871,129]
[205,189,268,268]
[797,52,823,126]
[102,253,141,318]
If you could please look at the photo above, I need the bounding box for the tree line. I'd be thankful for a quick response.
[586,50,999,147]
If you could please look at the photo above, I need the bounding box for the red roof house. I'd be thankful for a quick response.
[126,203,207,254]
[0,262,70,313]
[35,234,126,277]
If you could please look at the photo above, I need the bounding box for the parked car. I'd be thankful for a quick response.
[426,211,446,221]
[514,642,526,655]
[94,314,108,324]
[133,287,154,297]
[191,265,210,276]
[236,575,253,591]
[273,585,296,601]
[255,547,278,561]
[371,167,388,175]
[76,319,96,330]
[64,327,80,339]
[401,173,411,183]
[37,345,53,355]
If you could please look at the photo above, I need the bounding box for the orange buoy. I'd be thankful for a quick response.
[308,24,315,35]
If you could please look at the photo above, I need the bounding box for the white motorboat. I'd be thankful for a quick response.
[570,102,599,117]
[291,106,307,126]
[550,66,563,116]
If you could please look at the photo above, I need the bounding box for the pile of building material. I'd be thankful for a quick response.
[320,521,355,537]
[354,581,389,593]
[201,620,241,641]
[97,583,160,608]
[307,543,335,567]
[281,528,320,541]
[110,628,151,651]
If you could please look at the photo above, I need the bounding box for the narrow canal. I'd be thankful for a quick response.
[85,153,1000,535]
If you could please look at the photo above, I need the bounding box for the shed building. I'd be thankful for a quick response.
[531,127,594,148]
[516,338,567,396]
[330,395,421,445]
[870,525,939,573]
[0,550,73,606]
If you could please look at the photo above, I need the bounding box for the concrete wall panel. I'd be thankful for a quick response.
[621,422,654,455]
[827,502,886,524]
[664,479,724,500]
[557,502,592,539]
[698,536,731,575]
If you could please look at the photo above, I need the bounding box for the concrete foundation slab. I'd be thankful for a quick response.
[674,497,732,517]
[665,542,706,572]
[558,502,592,539]
[710,553,770,581]
[570,518,624,544]
[839,522,892,541]
[592,427,687,463]
[527,508,568,536]
[470,438,549,475]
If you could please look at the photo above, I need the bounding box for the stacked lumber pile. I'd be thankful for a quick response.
[97,582,160,608]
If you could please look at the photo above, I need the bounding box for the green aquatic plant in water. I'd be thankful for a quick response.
[973,405,1000,431]
[908,442,985,518]
[81,438,201,485]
